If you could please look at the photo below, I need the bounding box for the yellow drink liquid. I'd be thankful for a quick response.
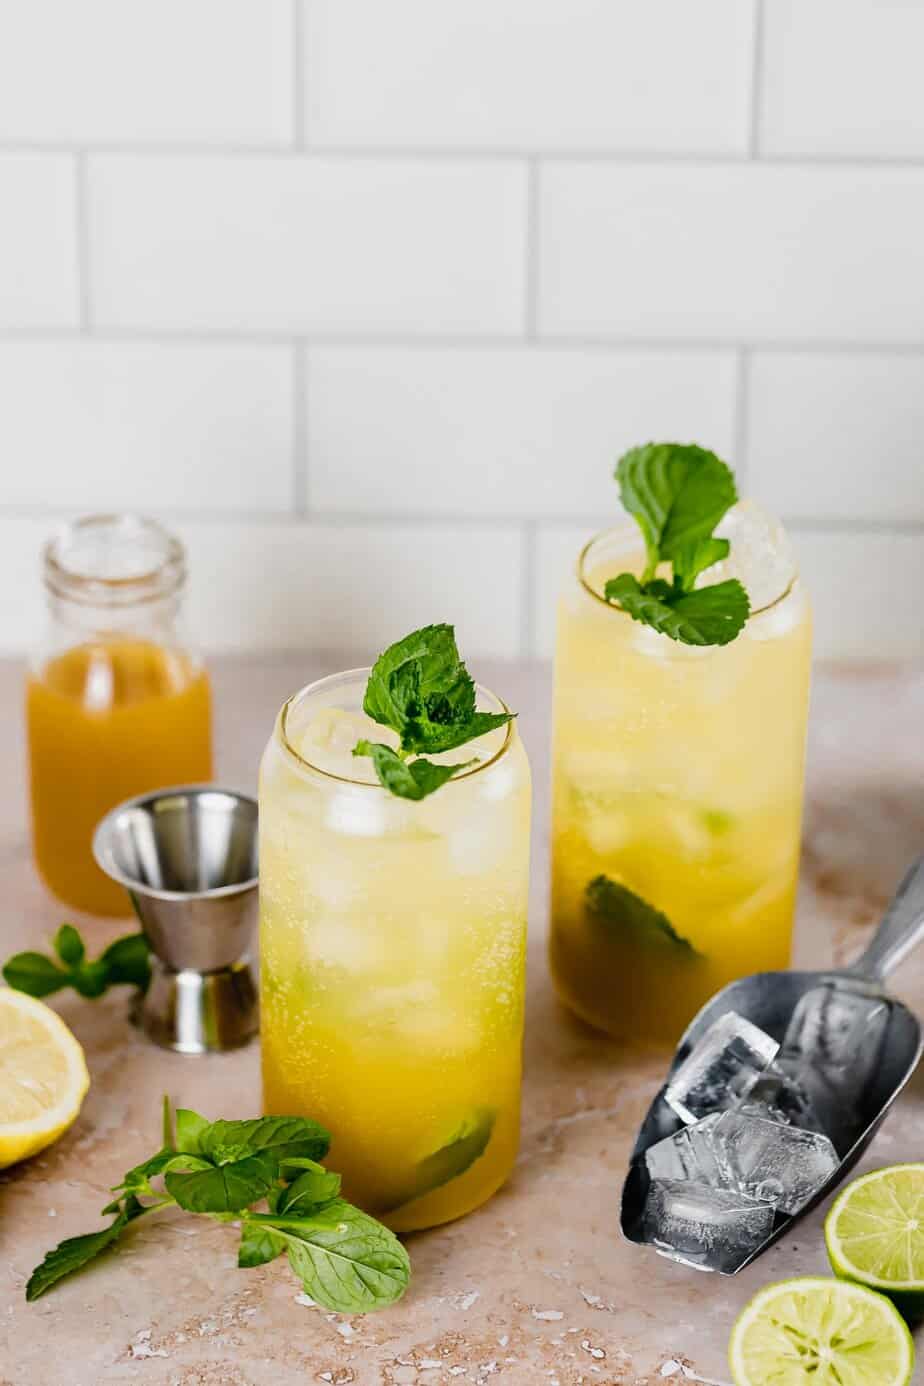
[259,674,531,1232]
[549,513,811,1044]
[27,640,212,916]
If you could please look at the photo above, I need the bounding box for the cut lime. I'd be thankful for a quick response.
[729,1275,914,1386]
[826,1163,924,1319]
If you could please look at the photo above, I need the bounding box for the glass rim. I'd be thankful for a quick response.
[43,513,186,608]
[278,666,514,790]
[577,522,798,620]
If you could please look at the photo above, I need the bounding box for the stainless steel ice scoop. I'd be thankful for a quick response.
[621,856,924,1272]
[93,785,259,1055]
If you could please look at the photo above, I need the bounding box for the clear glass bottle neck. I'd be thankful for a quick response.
[41,514,188,646]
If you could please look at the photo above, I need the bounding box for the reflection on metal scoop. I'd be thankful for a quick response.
[93,785,259,1055]
[621,857,924,1273]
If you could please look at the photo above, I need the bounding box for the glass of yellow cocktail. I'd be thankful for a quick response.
[549,446,812,1045]
[259,629,531,1231]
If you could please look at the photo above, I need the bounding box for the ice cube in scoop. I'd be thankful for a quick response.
[712,1110,838,1215]
[642,1178,774,1273]
[665,1011,779,1124]
[782,982,890,1081]
[643,1114,725,1186]
[737,1063,826,1135]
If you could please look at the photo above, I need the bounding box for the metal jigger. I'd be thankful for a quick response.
[93,785,259,1055]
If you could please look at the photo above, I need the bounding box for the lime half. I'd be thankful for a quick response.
[729,1275,914,1386]
[826,1163,924,1318]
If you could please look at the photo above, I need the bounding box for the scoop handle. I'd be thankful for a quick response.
[843,857,924,983]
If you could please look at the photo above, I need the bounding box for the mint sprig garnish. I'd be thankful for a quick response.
[3,924,150,1000]
[353,624,514,800]
[27,1098,410,1314]
[604,443,750,646]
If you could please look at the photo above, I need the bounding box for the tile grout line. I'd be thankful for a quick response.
[293,0,306,149]
[748,0,767,159]
[74,152,93,332]
[292,340,309,516]
[524,157,540,340]
[2,326,924,357]
[519,521,538,657]
[733,347,751,485]
[0,501,920,537]
[5,141,924,170]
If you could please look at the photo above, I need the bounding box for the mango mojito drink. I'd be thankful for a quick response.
[260,628,531,1232]
[549,445,811,1044]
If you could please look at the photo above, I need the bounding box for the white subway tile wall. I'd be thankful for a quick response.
[0,0,920,661]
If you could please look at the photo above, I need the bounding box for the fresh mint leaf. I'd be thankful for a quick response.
[2,928,150,1002]
[175,1108,210,1155]
[2,951,68,997]
[585,875,698,955]
[363,624,462,738]
[54,924,84,967]
[353,741,474,801]
[238,1222,286,1269]
[355,625,514,797]
[165,1153,278,1214]
[26,1198,148,1301]
[616,443,737,580]
[72,960,110,999]
[384,1109,495,1213]
[276,1162,342,1216]
[111,1148,177,1199]
[198,1116,330,1167]
[605,574,749,647]
[608,442,749,647]
[100,933,152,992]
[27,1105,408,1315]
[672,536,730,594]
[255,1201,411,1313]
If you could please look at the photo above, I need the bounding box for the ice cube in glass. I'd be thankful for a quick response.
[665,1011,779,1124]
[642,1178,774,1273]
[712,1110,838,1214]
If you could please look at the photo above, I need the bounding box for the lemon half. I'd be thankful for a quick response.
[0,989,90,1168]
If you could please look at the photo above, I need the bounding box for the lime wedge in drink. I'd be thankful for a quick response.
[826,1163,924,1318]
[728,1275,914,1385]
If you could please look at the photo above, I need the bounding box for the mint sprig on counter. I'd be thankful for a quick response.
[3,924,150,1000]
[27,1098,410,1314]
[604,443,750,646]
[353,624,514,800]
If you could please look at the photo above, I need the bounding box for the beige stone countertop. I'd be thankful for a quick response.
[2,654,924,1386]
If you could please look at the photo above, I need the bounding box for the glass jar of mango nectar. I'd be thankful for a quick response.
[27,514,212,916]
